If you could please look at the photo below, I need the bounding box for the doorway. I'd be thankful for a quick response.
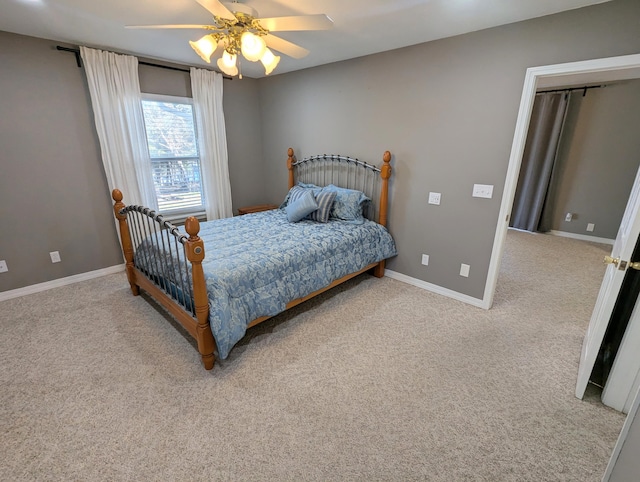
[485,53,640,404]
[483,53,640,480]
[483,53,640,309]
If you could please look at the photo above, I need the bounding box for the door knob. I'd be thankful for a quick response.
[604,255,620,267]
[604,257,640,271]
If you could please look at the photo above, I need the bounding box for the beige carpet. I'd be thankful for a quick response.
[0,230,625,481]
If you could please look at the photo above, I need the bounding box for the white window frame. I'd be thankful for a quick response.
[141,93,206,222]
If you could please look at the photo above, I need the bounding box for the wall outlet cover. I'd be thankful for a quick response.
[0,260,7,273]
[460,263,470,277]
[421,254,429,266]
[50,251,61,263]
[428,192,441,205]
[586,223,595,232]
[472,184,494,199]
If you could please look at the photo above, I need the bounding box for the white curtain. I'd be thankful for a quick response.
[80,46,158,210]
[190,67,233,220]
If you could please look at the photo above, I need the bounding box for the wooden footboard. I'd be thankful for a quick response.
[112,190,215,370]
[111,148,393,371]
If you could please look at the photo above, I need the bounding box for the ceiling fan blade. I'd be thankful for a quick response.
[194,0,236,21]
[126,24,211,29]
[257,14,334,32]
[264,34,310,59]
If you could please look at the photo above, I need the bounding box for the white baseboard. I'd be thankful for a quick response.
[0,264,125,302]
[548,230,615,245]
[384,269,486,309]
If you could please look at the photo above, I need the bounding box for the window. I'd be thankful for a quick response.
[141,95,204,215]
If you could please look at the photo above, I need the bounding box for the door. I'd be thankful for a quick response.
[602,301,640,412]
[576,165,640,399]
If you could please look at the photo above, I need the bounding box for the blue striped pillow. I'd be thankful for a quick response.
[307,190,337,223]
[280,184,320,208]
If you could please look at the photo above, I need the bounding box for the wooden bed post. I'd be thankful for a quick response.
[112,189,140,296]
[287,147,295,189]
[184,217,216,370]
[374,151,392,278]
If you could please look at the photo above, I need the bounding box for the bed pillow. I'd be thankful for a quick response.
[280,183,321,209]
[322,184,371,224]
[306,190,337,223]
[285,189,318,222]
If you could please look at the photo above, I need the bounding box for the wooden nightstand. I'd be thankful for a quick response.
[237,204,279,215]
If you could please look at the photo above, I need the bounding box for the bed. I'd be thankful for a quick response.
[112,148,396,369]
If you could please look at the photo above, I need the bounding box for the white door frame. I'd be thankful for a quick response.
[482,53,640,310]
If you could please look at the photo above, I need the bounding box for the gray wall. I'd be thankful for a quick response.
[0,32,264,292]
[0,33,122,292]
[257,0,640,299]
[546,80,640,239]
[223,76,267,209]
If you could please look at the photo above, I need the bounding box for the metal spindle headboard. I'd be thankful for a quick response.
[291,153,384,222]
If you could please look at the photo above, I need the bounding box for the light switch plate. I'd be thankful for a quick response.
[460,263,470,277]
[472,184,494,199]
[428,192,441,205]
[421,254,429,266]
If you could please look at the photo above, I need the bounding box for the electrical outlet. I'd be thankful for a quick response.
[586,223,595,232]
[50,251,61,263]
[460,263,470,277]
[428,192,441,205]
[0,260,7,273]
[565,212,573,222]
[472,184,493,199]
[421,254,429,266]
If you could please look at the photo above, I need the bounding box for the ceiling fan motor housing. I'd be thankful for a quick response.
[223,2,258,18]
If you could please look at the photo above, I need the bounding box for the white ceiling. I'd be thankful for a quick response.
[2,0,611,78]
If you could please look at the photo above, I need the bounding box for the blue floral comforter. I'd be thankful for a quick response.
[136,209,397,359]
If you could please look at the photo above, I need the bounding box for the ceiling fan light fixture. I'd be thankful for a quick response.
[240,31,267,62]
[260,48,280,75]
[217,50,239,76]
[189,34,218,63]
[141,0,334,77]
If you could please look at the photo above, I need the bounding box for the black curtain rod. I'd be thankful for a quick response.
[537,85,605,96]
[56,46,231,80]
[57,46,83,66]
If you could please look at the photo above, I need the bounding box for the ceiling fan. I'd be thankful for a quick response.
[127,0,334,78]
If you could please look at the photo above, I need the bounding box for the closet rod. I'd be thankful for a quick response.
[56,46,231,80]
[537,85,605,96]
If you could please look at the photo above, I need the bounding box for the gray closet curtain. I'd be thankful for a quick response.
[510,92,570,232]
